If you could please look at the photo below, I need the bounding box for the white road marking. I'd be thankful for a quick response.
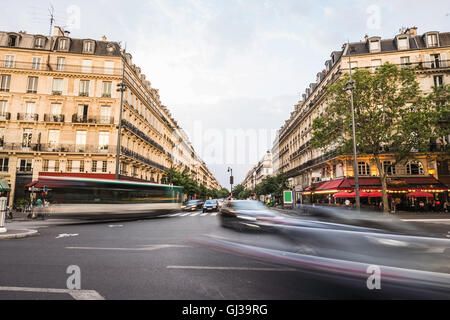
[211,212,218,216]
[66,244,189,251]
[56,233,79,239]
[166,266,296,271]
[402,219,450,222]
[180,212,192,217]
[0,286,104,300]
[190,212,201,217]
[169,213,182,217]
[200,212,209,216]
[108,225,123,228]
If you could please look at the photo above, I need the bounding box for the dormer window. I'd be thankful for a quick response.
[83,40,95,54]
[397,37,409,50]
[8,35,19,47]
[34,37,45,49]
[58,38,69,51]
[369,38,381,53]
[426,33,439,48]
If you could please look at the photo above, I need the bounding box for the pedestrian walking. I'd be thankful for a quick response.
[444,200,449,213]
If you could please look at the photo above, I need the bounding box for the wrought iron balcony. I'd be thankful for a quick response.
[17,113,38,121]
[120,146,167,171]
[0,143,117,154]
[72,114,114,124]
[0,112,11,120]
[121,119,166,154]
[43,114,65,122]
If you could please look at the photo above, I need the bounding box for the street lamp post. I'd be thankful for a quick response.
[115,52,127,180]
[345,48,360,209]
[227,167,233,198]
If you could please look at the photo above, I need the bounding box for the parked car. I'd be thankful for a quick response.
[203,199,218,213]
[183,200,204,211]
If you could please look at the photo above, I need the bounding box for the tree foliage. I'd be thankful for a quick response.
[310,63,444,213]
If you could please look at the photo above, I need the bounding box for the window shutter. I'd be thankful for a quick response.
[424,54,431,68]
[89,80,94,96]
[440,53,447,68]
[63,78,68,95]
[48,77,53,94]
[74,79,79,96]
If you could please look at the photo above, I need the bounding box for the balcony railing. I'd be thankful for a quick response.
[0,112,11,120]
[0,143,117,153]
[0,60,123,76]
[17,113,38,121]
[121,119,165,154]
[121,146,167,171]
[72,114,114,124]
[43,114,65,122]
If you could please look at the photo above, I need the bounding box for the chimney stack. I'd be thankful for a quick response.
[102,35,107,41]
[364,34,369,42]
[405,26,418,36]
[53,26,65,37]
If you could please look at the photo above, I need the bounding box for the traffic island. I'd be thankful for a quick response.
[0,229,39,240]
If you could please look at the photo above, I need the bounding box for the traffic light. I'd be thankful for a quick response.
[230,176,234,185]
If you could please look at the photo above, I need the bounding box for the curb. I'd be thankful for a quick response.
[0,229,39,240]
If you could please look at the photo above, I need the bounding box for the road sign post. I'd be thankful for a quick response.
[0,197,7,233]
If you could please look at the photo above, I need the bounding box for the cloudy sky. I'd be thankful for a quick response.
[1,0,449,188]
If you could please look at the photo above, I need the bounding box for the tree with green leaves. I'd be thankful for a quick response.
[311,63,441,214]
[232,184,245,198]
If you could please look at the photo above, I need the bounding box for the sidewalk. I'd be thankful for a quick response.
[0,227,39,240]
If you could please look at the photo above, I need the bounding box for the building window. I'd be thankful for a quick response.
[19,159,32,172]
[56,57,65,71]
[369,40,380,52]
[80,160,85,172]
[100,106,111,123]
[427,34,438,48]
[22,129,32,148]
[0,75,10,92]
[92,160,97,173]
[434,75,444,88]
[4,55,14,68]
[83,41,95,53]
[58,38,68,51]
[8,35,18,47]
[102,161,107,173]
[52,78,63,95]
[383,161,396,176]
[31,57,42,70]
[371,59,382,72]
[43,159,59,172]
[104,61,114,75]
[358,161,370,176]
[397,37,409,50]
[75,131,87,152]
[0,100,7,117]
[406,161,424,175]
[67,160,72,172]
[27,76,38,93]
[48,130,60,150]
[34,37,45,49]
[98,131,109,152]
[0,158,8,172]
[76,105,88,122]
[79,80,90,96]
[430,54,441,68]
[400,56,410,68]
[24,102,36,120]
[81,60,92,73]
[102,81,112,97]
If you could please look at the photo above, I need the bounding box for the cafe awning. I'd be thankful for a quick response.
[0,180,10,192]
[406,191,434,198]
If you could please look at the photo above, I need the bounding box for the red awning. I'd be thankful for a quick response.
[24,180,38,190]
[368,191,390,198]
[406,191,434,198]
[317,179,345,190]
[333,191,353,198]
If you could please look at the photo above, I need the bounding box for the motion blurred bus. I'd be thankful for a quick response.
[26,174,183,219]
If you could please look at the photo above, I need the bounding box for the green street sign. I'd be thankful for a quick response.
[283,190,293,204]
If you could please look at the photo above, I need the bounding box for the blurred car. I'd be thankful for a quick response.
[203,200,219,212]
[217,199,224,208]
[219,200,282,231]
[183,200,204,211]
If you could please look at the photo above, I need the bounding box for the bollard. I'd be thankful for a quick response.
[0,197,7,233]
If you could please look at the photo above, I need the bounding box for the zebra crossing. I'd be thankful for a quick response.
[169,212,218,218]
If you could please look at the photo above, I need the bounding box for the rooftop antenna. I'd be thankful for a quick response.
[48,4,55,36]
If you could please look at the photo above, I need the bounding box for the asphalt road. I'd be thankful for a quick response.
[1,210,450,300]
